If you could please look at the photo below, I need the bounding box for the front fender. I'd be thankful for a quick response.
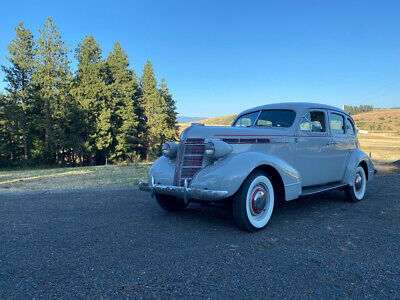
[191,152,301,200]
[343,149,375,185]
[148,156,176,185]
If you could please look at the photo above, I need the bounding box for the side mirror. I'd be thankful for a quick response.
[311,122,322,132]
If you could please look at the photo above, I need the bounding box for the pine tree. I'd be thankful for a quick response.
[33,17,71,164]
[72,35,109,165]
[159,78,179,143]
[0,93,17,165]
[106,42,140,162]
[1,22,36,160]
[140,60,169,159]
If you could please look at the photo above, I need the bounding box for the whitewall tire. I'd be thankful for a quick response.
[233,171,275,231]
[345,166,367,202]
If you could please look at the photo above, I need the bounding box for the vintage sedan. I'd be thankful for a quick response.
[139,102,376,231]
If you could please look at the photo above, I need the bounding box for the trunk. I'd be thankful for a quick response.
[45,126,49,153]
[145,147,150,160]
[23,134,28,160]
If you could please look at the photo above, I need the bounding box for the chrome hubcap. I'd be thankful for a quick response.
[355,173,363,191]
[251,187,267,215]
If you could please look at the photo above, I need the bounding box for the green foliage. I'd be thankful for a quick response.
[0,18,178,167]
[71,34,108,164]
[105,42,140,162]
[343,105,373,115]
[33,17,72,163]
[159,78,179,142]
[1,22,36,162]
[140,61,178,159]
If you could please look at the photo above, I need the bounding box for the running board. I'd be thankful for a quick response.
[301,182,348,196]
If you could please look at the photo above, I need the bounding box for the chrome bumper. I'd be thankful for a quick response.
[138,178,228,202]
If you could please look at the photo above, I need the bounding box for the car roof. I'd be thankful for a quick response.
[237,102,351,117]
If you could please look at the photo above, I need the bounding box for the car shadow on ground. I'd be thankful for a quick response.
[158,188,353,232]
[166,165,398,232]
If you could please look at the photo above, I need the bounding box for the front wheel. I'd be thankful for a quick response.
[155,194,188,212]
[233,171,275,232]
[344,166,367,202]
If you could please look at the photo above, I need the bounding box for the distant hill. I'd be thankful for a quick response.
[196,114,237,125]
[352,109,400,132]
[177,116,206,123]
[179,114,237,132]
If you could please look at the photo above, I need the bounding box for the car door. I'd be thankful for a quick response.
[295,109,335,186]
[328,111,350,181]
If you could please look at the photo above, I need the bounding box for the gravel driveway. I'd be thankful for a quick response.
[0,168,399,298]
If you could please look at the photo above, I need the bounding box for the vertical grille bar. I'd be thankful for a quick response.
[173,137,205,187]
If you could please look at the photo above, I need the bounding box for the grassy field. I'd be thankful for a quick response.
[2,109,399,193]
[1,133,398,193]
[358,133,400,163]
[0,163,151,193]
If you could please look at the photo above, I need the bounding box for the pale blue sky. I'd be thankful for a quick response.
[0,0,399,117]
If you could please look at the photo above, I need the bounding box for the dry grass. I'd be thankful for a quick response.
[2,124,399,194]
[358,133,400,164]
[353,109,400,132]
[0,163,151,193]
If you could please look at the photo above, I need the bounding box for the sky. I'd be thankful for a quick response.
[0,0,399,118]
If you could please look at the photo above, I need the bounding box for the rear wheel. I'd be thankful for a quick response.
[344,166,367,202]
[233,171,275,232]
[155,194,188,212]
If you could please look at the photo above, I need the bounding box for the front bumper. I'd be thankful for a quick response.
[138,178,228,202]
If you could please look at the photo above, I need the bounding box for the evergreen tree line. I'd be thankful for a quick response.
[343,105,373,116]
[0,17,178,167]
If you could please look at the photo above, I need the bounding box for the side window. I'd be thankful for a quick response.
[233,111,259,127]
[346,118,355,135]
[330,113,345,134]
[299,112,311,131]
[299,111,326,132]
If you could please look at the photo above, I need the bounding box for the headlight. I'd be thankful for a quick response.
[162,142,178,158]
[205,142,215,157]
[205,140,232,159]
[162,143,171,157]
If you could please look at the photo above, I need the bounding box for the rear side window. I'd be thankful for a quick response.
[347,118,356,135]
[329,112,345,134]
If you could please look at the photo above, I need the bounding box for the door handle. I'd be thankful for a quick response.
[325,140,336,146]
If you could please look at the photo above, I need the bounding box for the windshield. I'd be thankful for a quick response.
[233,109,296,128]
[232,111,259,127]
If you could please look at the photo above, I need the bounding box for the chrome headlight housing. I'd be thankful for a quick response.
[205,142,215,157]
[162,142,178,158]
[205,140,232,159]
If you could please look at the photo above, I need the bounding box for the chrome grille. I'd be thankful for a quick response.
[174,138,205,187]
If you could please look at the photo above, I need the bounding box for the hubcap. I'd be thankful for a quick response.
[251,187,267,215]
[355,173,363,191]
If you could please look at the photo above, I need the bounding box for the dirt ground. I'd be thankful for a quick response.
[1,164,399,298]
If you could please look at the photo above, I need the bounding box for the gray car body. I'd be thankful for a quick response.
[147,102,375,201]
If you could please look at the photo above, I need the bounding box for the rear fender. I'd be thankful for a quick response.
[343,149,375,185]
